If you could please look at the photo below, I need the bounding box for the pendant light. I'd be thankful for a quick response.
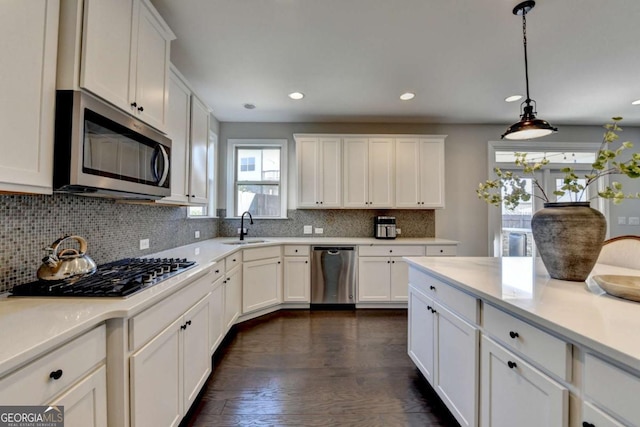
[502,0,557,140]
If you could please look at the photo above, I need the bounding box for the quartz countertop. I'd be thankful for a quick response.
[404,256,640,372]
[0,236,457,375]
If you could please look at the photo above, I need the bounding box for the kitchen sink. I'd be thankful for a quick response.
[223,239,268,245]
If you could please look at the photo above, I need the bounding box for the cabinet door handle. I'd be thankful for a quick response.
[429,285,436,291]
[427,305,432,311]
[509,331,519,339]
[582,422,595,427]
[49,369,63,380]
[130,102,137,108]
[137,106,144,112]
[215,269,220,274]
[507,361,517,369]
[186,320,192,326]
[180,324,187,330]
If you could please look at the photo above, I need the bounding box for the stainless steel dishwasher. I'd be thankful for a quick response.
[311,246,356,306]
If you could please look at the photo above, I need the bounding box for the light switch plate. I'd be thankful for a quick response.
[195,230,200,238]
[630,217,640,225]
[315,228,324,234]
[303,225,313,234]
[618,217,627,225]
[396,228,402,234]
[139,239,149,250]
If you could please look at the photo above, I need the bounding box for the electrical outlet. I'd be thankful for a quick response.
[630,217,640,225]
[139,239,149,250]
[315,227,323,234]
[618,217,627,225]
[396,228,402,235]
[195,230,200,238]
[237,228,247,234]
[194,247,200,255]
[303,225,313,234]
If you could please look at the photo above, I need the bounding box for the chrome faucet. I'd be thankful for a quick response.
[239,211,254,241]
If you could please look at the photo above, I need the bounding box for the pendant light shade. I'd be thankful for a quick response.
[502,1,557,140]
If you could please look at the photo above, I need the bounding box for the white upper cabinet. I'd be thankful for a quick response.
[160,67,191,204]
[0,0,59,194]
[188,96,211,205]
[60,0,175,132]
[395,137,446,209]
[295,136,342,208]
[343,137,394,208]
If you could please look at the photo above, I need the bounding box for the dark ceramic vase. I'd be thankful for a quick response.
[531,202,606,282]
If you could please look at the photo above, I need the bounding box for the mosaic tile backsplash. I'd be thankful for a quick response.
[0,194,217,292]
[218,209,435,239]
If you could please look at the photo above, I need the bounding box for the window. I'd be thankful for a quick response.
[227,139,287,218]
[487,141,605,257]
[188,133,217,218]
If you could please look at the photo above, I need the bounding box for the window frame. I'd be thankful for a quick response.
[226,139,288,219]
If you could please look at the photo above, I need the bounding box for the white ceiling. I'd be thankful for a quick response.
[150,0,640,126]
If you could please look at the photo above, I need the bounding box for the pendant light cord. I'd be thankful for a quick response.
[522,12,531,103]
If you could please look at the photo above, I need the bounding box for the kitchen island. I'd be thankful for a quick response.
[405,256,640,427]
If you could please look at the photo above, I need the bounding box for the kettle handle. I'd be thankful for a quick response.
[49,235,89,256]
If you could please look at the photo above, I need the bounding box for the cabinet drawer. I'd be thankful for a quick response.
[426,245,457,256]
[0,325,106,405]
[408,267,478,323]
[483,303,571,381]
[583,401,625,427]
[359,245,426,257]
[129,270,213,350]
[584,353,640,426]
[225,252,242,271]
[243,245,281,262]
[209,261,224,282]
[283,245,310,256]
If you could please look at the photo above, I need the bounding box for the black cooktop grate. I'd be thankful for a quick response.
[11,258,196,298]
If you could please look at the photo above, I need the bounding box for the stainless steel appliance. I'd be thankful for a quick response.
[11,258,195,297]
[53,90,171,199]
[374,216,397,239]
[311,246,356,306]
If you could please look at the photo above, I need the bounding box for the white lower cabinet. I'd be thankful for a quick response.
[50,365,107,427]
[209,276,225,353]
[130,296,211,427]
[582,401,626,427]
[480,336,568,427]
[283,256,310,302]
[407,283,479,427]
[224,266,242,331]
[242,247,282,313]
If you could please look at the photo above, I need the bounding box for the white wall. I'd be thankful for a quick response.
[218,121,640,256]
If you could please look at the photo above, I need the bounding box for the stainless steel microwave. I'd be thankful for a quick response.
[53,91,171,199]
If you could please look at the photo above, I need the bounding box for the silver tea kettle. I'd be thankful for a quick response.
[37,235,97,281]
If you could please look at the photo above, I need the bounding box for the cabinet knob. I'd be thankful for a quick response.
[440,249,444,253]
[130,102,137,108]
[507,361,517,369]
[191,195,196,198]
[305,261,308,264]
[320,201,323,204]
[316,201,319,204]
[49,369,63,380]
[387,260,390,264]
[278,261,281,264]
[180,324,187,330]
[186,320,192,326]
[509,331,519,339]
[429,285,436,291]
[295,249,298,253]
[582,422,595,427]
[137,106,144,112]
[427,305,432,311]
[391,260,395,264]
[389,250,393,253]
[232,259,236,262]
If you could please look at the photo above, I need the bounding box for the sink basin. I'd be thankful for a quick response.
[223,239,268,246]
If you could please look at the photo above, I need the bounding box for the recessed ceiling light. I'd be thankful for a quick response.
[505,95,523,103]
[632,99,640,105]
[400,92,415,101]
[244,103,256,109]
[288,92,304,100]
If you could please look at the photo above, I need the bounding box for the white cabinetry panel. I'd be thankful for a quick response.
[0,0,59,193]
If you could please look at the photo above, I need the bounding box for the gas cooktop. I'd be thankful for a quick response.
[11,257,196,298]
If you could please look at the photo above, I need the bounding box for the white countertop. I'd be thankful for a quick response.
[0,236,456,375]
[404,256,640,372]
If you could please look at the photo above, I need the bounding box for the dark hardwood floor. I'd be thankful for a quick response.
[184,309,459,427]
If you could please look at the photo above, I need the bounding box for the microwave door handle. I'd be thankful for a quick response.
[156,145,169,187]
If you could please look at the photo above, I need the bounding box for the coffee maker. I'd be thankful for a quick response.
[374,216,397,239]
